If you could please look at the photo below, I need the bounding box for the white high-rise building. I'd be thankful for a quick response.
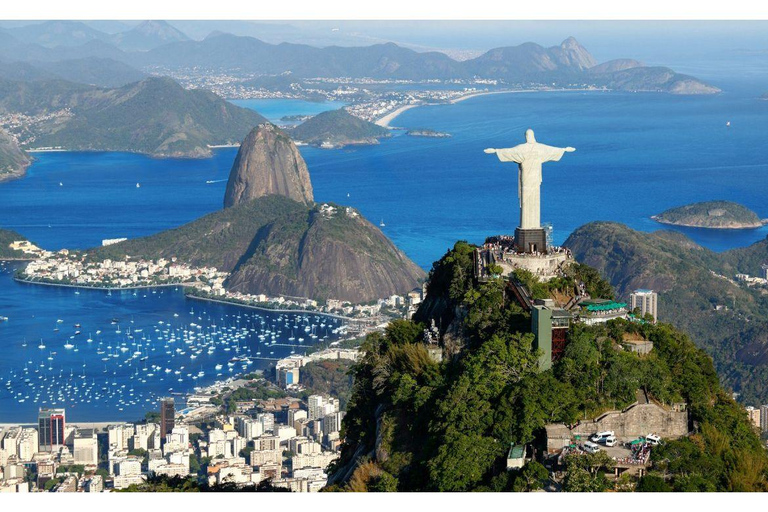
[17,429,39,461]
[257,413,275,433]
[630,289,658,323]
[322,411,345,435]
[236,417,264,440]
[108,424,134,451]
[308,395,339,421]
[73,429,98,465]
[165,425,189,450]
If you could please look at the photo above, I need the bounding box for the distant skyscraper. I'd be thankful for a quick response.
[38,408,66,453]
[761,404,768,433]
[761,264,768,281]
[630,289,658,323]
[160,398,175,436]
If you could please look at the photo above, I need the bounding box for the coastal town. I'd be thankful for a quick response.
[0,368,354,493]
[11,238,424,321]
[143,66,604,127]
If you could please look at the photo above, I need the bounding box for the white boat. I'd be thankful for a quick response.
[380,219,385,227]
[136,183,141,188]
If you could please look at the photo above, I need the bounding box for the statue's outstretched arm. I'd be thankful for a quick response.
[484,148,496,154]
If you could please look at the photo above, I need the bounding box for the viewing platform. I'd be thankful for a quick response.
[475,235,573,282]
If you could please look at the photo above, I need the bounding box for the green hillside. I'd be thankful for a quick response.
[654,201,764,229]
[0,229,30,258]
[288,109,390,147]
[565,222,768,404]
[91,195,424,303]
[326,241,767,492]
[0,76,266,157]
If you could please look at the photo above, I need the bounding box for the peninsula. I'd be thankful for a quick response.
[289,109,390,148]
[0,128,31,182]
[652,200,766,229]
[0,76,266,158]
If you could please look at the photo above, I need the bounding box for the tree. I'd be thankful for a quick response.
[384,319,423,347]
[636,475,672,492]
[369,471,399,492]
[512,461,549,492]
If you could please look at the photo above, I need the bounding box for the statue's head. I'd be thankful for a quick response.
[525,129,536,143]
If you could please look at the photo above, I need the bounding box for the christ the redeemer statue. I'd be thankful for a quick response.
[485,129,574,253]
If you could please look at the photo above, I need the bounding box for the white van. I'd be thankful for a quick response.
[590,431,615,443]
[645,434,662,445]
[604,435,618,447]
[583,441,601,454]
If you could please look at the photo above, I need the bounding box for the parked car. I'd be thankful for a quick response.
[604,435,618,447]
[589,430,615,443]
[583,441,601,454]
[645,433,662,445]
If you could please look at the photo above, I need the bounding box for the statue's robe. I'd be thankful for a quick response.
[492,142,569,229]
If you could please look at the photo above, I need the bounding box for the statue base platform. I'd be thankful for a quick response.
[515,227,547,254]
[475,234,572,282]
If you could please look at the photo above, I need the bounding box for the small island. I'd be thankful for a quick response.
[652,200,767,229]
[406,129,452,138]
[288,109,391,148]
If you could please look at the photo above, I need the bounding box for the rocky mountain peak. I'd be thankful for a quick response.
[223,123,314,208]
[555,36,597,69]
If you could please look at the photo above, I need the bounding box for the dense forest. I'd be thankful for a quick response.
[325,241,768,492]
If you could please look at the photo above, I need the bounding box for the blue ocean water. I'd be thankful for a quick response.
[0,261,343,422]
[2,91,768,421]
[230,98,347,125]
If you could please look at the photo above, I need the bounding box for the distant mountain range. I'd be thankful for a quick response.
[0,76,267,157]
[0,24,719,94]
[0,58,146,87]
[2,20,189,52]
[565,221,768,403]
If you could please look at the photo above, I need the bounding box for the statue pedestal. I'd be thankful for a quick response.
[515,228,547,254]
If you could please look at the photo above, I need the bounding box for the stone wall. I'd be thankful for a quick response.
[571,402,688,440]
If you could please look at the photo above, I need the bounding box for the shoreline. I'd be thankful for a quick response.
[375,104,420,128]
[12,275,378,323]
[375,87,605,127]
[186,293,370,323]
[13,276,191,291]
[652,217,767,230]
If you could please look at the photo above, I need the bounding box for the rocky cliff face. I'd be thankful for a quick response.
[224,199,425,302]
[0,127,31,183]
[224,123,314,208]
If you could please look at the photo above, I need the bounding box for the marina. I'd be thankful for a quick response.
[0,261,345,423]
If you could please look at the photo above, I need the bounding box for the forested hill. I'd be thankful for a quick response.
[0,229,30,259]
[288,109,390,148]
[0,76,267,158]
[91,195,425,303]
[654,201,765,229]
[564,221,768,404]
[326,241,768,492]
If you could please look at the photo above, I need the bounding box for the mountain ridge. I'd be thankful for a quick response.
[0,76,267,158]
